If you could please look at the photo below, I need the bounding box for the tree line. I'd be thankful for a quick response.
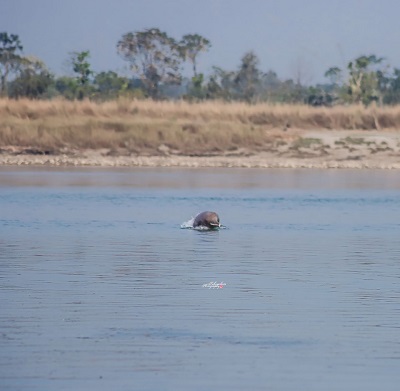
[1,29,400,105]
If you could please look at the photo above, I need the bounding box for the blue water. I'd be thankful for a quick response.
[1,167,400,391]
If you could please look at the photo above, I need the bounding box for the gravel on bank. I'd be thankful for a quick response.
[1,152,400,169]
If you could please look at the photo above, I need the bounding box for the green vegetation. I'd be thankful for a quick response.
[117,28,182,99]
[292,138,322,149]
[179,34,211,77]
[0,32,23,95]
[71,51,93,100]
[2,29,400,105]
[343,137,367,145]
[325,55,385,105]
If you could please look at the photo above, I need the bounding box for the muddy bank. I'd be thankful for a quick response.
[1,129,400,169]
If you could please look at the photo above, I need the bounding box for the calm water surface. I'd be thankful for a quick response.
[1,167,400,391]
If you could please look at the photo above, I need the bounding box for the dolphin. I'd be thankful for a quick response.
[193,211,221,229]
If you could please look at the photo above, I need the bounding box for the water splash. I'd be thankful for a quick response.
[180,216,227,230]
[180,217,195,229]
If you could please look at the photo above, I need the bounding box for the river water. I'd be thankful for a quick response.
[1,167,400,391]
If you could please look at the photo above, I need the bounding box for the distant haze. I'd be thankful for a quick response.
[2,0,400,83]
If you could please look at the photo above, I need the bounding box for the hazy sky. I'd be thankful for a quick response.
[2,0,400,83]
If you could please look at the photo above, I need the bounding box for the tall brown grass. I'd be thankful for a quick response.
[1,98,400,154]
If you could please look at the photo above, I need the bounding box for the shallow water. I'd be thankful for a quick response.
[1,167,400,391]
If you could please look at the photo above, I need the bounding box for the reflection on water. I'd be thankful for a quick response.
[1,168,400,391]
[2,166,400,189]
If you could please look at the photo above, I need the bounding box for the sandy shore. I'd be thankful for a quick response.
[1,130,400,169]
[1,151,400,169]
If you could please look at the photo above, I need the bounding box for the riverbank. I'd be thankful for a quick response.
[1,99,400,168]
[1,154,399,169]
[1,131,400,169]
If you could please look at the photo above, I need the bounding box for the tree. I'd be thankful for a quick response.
[324,55,385,105]
[323,67,344,103]
[117,28,182,99]
[71,50,93,99]
[234,51,262,102]
[324,66,342,85]
[346,55,383,105]
[205,52,264,102]
[9,56,53,99]
[93,71,130,100]
[205,66,236,100]
[179,34,211,77]
[258,70,280,101]
[71,50,93,86]
[0,32,23,95]
[305,85,335,106]
[381,68,400,105]
[187,73,205,99]
[54,76,79,100]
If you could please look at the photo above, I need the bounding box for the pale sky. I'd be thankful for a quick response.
[2,0,400,83]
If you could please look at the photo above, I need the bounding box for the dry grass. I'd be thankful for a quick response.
[1,98,400,155]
